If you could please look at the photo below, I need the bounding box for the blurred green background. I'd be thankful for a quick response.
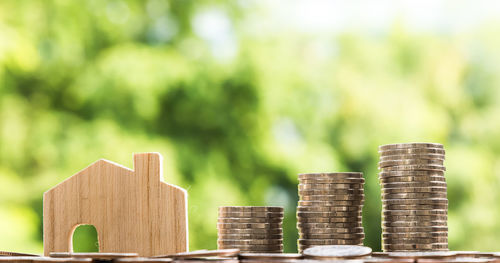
[1,0,500,254]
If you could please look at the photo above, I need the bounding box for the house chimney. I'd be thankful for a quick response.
[133,152,164,183]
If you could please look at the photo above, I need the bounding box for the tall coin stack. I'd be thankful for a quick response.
[297,172,365,253]
[217,206,284,253]
[378,143,448,251]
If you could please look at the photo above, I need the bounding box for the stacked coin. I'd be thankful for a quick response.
[297,172,365,252]
[378,143,448,252]
[217,206,284,253]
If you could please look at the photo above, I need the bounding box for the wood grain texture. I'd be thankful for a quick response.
[43,153,188,256]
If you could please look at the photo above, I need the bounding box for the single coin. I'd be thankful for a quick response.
[379,143,443,150]
[382,210,447,216]
[298,227,364,234]
[382,226,448,233]
[418,258,493,263]
[297,222,363,229]
[297,211,362,218]
[299,233,365,239]
[218,244,283,251]
[382,221,447,227]
[387,251,456,259]
[380,154,445,161]
[219,206,283,212]
[382,232,447,238]
[382,215,447,221]
[297,216,363,223]
[217,223,282,229]
[218,218,283,224]
[34,258,94,263]
[298,239,364,246]
[379,159,444,168]
[299,183,364,190]
[49,253,139,259]
[217,228,283,235]
[299,195,365,201]
[382,187,447,194]
[383,204,448,210]
[382,243,434,250]
[380,164,445,172]
[238,253,302,260]
[363,258,414,263]
[218,211,284,218]
[115,258,174,263]
[383,236,448,243]
[299,173,363,179]
[299,178,366,184]
[382,198,448,205]
[379,176,445,183]
[382,192,447,199]
[299,189,364,195]
[217,239,283,245]
[302,245,372,259]
[153,249,240,259]
[381,181,447,188]
[379,170,445,177]
[0,251,40,257]
[371,252,390,257]
[218,233,283,239]
[297,206,362,212]
[379,148,445,156]
[298,200,364,206]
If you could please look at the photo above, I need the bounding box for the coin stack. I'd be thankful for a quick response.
[217,206,284,253]
[297,172,365,253]
[378,143,448,252]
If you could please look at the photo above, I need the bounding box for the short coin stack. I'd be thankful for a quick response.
[297,172,365,252]
[378,143,448,251]
[217,206,284,253]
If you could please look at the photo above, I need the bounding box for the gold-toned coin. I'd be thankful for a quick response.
[36,258,93,263]
[382,187,447,194]
[297,222,363,229]
[219,206,284,212]
[379,159,444,168]
[379,176,445,183]
[382,220,447,227]
[382,226,447,233]
[217,228,283,235]
[302,245,372,259]
[298,239,364,245]
[217,239,283,245]
[218,211,284,218]
[382,243,434,250]
[386,251,456,259]
[297,216,362,223]
[379,143,443,150]
[299,189,364,196]
[297,206,361,212]
[298,227,364,234]
[380,154,445,161]
[383,204,448,210]
[381,182,447,188]
[218,233,283,240]
[382,192,447,199]
[299,183,364,190]
[299,195,365,201]
[299,172,363,179]
[382,215,447,221]
[383,237,448,244]
[379,148,445,156]
[217,223,282,229]
[297,211,362,218]
[299,233,365,239]
[382,198,448,205]
[382,232,447,238]
[380,165,445,172]
[379,169,445,176]
[218,244,283,251]
[153,249,240,259]
[298,200,364,206]
[382,210,447,216]
[299,178,365,184]
[238,253,302,260]
[49,253,138,259]
[218,218,283,224]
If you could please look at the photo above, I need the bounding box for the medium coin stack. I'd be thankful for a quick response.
[297,172,365,253]
[217,206,284,253]
[378,143,448,252]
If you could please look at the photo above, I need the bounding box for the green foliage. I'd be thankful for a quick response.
[1,0,500,254]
